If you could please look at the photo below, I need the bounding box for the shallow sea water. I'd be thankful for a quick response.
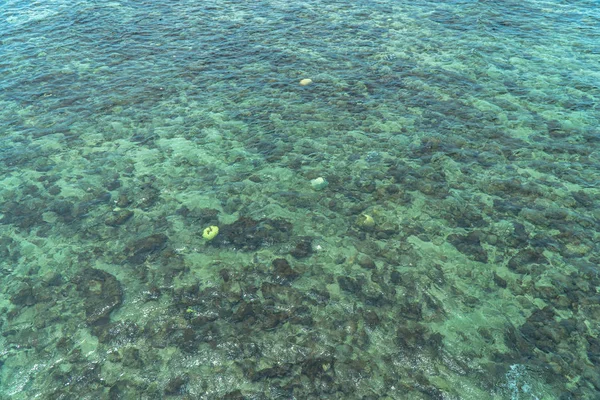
[1,0,599,399]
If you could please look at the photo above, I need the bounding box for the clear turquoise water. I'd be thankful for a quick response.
[1,1,599,399]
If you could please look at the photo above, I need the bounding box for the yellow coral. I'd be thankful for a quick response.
[202,226,219,240]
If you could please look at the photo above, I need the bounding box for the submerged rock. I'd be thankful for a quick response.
[125,233,168,264]
[73,268,123,326]
[216,216,292,251]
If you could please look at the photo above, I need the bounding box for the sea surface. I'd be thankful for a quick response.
[1,0,599,399]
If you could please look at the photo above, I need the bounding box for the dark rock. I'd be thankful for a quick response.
[587,336,600,365]
[398,300,423,321]
[47,185,61,195]
[390,270,402,285]
[249,363,293,381]
[108,380,140,400]
[125,233,168,264]
[493,198,522,215]
[338,276,361,294]
[375,222,400,239]
[507,248,548,274]
[504,312,541,357]
[260,282,288,301]
[308,288,330,304]
[137,183,160,210]
[179,327,197,352]
[10,284,35,306]
[41,271,63,286]
[544,207,568,221]
[508,222,529,248]
[290,237,313,259]
[222,390,245,400]
[233,301,256,323]
[447,231,488,262]
[302,356,334,379]
[93,320,139,345]
[573,191,593,207]
[363,309,380,327]
[493,273,507,288]
[116,194,131,208]
[122,347,143,368]
[105,210,134,226]
[73,268,123,326]
[396,322,428,351]
[106,179,121,191]
[386,184,400,195]
[248,175,262,183]
[143,286,161,301]
[52,200,74,217]
[357,256,376,270]
[174,284,201,307]
[219,268,231,282]
[217,217,292,251]
[164,375,188,395]
[272,258,299,283]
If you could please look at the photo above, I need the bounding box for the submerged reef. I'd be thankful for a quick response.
[1,0,600,399]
